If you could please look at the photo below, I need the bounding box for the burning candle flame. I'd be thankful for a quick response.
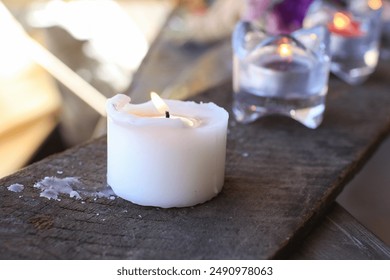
[150,91,196,126]
[277,43,292,58]
[150,91,170,116]
[368,0,382,10]
[333,12,351,30]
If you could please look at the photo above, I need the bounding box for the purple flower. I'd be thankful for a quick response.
[244,0,315,34]
[272,0,314,33]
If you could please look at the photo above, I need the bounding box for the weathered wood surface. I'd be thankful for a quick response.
[1,60,390,258]
[292,204,390,259]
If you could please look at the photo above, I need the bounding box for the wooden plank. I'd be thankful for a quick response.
[1,59,390,258]
[292,204,390,259]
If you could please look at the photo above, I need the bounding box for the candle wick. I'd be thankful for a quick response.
[165,111,170,118]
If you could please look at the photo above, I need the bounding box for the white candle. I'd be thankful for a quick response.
[106,93,229,208]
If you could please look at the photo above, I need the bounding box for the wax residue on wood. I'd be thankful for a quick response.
[33,176,82,200]
[33,176,116,201]
[7,183,24,192]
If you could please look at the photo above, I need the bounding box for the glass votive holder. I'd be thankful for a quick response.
[304,0,383,85]
[232,22,331,129]
[381,1,390,58]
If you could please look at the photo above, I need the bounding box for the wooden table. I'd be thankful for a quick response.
[1,18,390,259]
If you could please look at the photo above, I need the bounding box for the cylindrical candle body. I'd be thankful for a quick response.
[106,94,229,208]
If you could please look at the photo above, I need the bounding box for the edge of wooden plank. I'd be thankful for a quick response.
[291,203,390,259]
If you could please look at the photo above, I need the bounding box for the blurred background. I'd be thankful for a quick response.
[0,0,389,247]
[0,0,176,177]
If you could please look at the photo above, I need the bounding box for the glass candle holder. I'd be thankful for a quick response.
[232,22,331,129]
[381,1,390,58]
[382,21,390,58]
[304,0,383,85]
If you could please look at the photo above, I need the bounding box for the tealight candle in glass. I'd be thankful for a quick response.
[381,0,390,58]
[232,22,331,129]
[304,0,383,85]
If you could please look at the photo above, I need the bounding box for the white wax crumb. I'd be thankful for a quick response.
[102,219,106,221]
[7,183,24,193]
[138,215,142,218]
[19,195,23,198]
[123,210,128,213]
[96,213,100,216]
[34,176,81,201]
[69,190,82,200]
[57,170,64,174]
[242,152,249,158]
[34,183,118,203]
[95,188,116,199]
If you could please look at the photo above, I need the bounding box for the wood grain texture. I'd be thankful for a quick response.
[1,61,390,259]
[292,204,390,259]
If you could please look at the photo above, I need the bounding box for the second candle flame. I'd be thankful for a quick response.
[277,43,293,59]
[333,12,351,30]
